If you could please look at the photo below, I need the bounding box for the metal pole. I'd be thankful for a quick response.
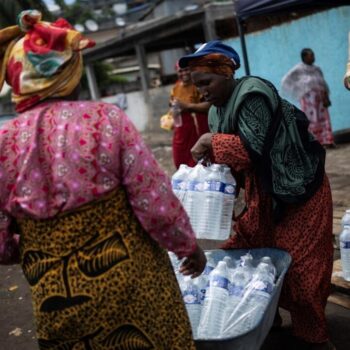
[135,43,150,103]
[134,43,152,130]
[85,63,100,100]
[236,16,250,75]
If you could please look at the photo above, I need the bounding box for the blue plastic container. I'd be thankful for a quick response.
[195,248,292,350]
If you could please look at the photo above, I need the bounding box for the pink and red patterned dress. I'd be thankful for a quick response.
[0,100,196,262]
[300,90,334,146]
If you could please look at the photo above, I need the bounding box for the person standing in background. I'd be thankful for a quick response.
[281,48,335,147]
[170,62,211,168]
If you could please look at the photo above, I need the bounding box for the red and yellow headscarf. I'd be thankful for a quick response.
[0,10,95,112]
[188,53,237,77]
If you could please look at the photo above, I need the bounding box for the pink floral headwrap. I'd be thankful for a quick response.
[0,10,95,112]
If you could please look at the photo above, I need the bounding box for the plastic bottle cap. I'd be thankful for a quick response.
[184,276,192,282]
[217,261,227,268]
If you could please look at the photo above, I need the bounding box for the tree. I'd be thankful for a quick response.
[53,0,96,26]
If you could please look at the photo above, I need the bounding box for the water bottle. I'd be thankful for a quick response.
[182,276,202,338]
[341,209,350,229]
[184,164,206,236]
[220,166,236,238]
[223,256,234,269]
[222,257,234,297]
[171,100,183,127]
[239,253,254,274]
[198,261,230,339]
[203,251,216,276]
[198,164,225,239]
[244,262,275,330]
[193,274,208,305]
[223,269,251,337]
[259,256,277,282]
[340,226,350,281]
[255,262,275,288]
[171,164,190,202]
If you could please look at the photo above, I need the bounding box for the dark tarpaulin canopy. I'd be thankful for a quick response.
[235,0,350,19]
[234,0,350,74]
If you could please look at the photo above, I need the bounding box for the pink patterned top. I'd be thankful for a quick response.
[0,100,196,262]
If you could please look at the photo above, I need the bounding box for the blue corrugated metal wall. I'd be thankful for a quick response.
[225,6,350,131]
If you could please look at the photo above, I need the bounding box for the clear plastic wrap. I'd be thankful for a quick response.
[171,248,292,350]
[171,163,236,240]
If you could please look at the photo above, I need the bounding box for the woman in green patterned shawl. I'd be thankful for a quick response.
[179,41,334,350]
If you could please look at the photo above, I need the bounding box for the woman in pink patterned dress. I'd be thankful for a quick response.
[0,10,205,350]
[281,48,335,147]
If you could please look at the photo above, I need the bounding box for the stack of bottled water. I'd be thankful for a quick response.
[197,261,230,338]
[340,209,350,281]
[171,163,236,240]
[169,252,277,340]
[182,276,202,338]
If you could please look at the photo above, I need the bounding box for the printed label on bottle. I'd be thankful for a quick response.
[210,275,229,289]
[183,289,200,305]
[203,180,225,193]
[172,179,186,190]
[224,184,236,195]
[204,265,214,275]
[251,280,273,294]
[340,241,350,249]
[228,284,244,297]
[187,180,203,191]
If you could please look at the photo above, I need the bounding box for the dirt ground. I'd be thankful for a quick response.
[0,134,350,350]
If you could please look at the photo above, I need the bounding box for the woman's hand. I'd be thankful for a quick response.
[191,132,213,162]
[344,75,350,90]
[323,97,331,108]
[174,99,190,112]
[322,92,331,108]
[179,243,206,278]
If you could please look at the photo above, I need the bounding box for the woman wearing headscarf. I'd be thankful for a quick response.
[281,48,335,147]
[170,62,210,168]
[180,41,334,350]
[0,10,206,350]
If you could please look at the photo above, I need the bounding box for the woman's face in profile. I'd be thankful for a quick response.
[191,71,230,107]
[177,67,191,83]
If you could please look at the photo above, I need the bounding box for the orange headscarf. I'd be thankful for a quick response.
[0,10,95,112]
[188,53,237,77]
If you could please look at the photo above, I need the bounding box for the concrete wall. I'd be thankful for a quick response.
[225,6,350,132]
[102,84,172,131]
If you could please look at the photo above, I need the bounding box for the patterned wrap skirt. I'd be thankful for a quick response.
[17,188,195,350]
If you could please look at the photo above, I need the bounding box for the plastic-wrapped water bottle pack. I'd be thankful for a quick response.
[340,209,350,281]
[171,163,236,240]
[169,251,277,340]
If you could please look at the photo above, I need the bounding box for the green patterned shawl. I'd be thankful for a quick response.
[209,77,325,217]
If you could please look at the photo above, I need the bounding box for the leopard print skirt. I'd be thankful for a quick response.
[17,188,195,350]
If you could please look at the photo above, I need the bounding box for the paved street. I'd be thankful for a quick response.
[0,135,349,350]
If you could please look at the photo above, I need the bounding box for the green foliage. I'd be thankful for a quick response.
[100,6,115,19]
[0,0,52,27]
[81,62,128,92]
[53,0,96,25]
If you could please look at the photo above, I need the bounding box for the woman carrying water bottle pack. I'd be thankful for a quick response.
[179,41,334,350]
